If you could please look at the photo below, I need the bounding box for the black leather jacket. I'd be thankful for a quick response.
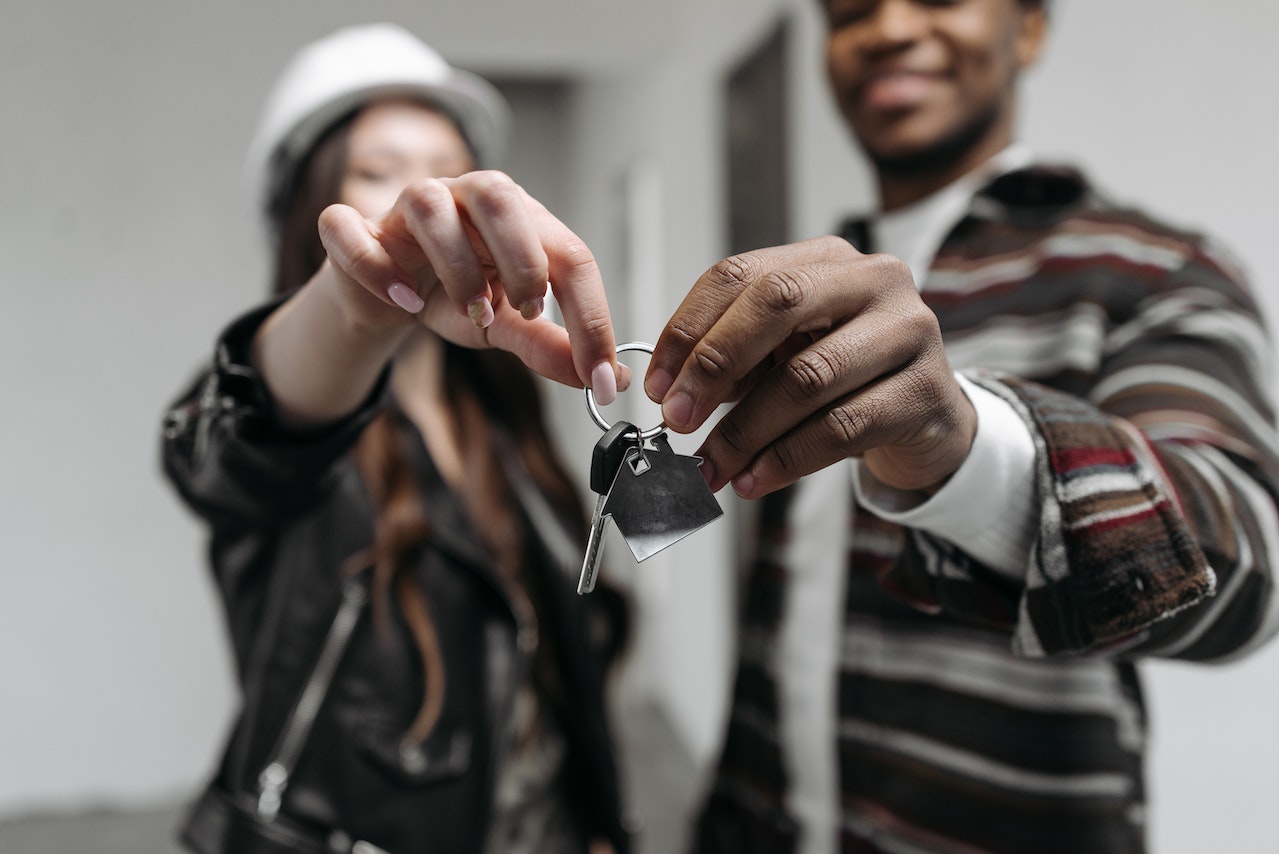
[161,303,629,854]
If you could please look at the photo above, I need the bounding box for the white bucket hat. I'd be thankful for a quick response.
[246,22,510,220]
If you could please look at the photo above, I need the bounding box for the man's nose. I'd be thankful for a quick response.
[863,0,931,50]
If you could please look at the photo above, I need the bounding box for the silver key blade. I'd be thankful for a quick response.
[577,493,609,594]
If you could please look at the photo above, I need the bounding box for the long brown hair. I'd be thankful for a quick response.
[270,107,625,745]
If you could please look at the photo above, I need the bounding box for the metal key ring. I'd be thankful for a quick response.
[585,341,666,440]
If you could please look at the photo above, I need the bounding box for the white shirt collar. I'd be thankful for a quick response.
[872,144,1033,289]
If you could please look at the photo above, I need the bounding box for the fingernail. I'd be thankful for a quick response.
[662,390,693,429]
[591,361,617,406]
[732,470,755,497]
[467,296,494,328]
[698,456,716,486]
[646,368,673,401]
[519,297,544,320]
[617,364,633,393]
[388,282,424,313]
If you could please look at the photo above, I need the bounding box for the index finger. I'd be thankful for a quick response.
[648,241,849,432]
[645,252,759,406]
[527,194,620,403]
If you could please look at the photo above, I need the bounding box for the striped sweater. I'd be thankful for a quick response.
[692,166,1279,854]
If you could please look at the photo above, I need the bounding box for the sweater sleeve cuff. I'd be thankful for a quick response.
[851,373,1038,581]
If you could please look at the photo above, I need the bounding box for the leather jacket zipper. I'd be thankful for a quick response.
[257,576,368,820]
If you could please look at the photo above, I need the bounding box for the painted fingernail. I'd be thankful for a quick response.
[519,297,544,320]
[646,368,673,401]
[662,390,693,429]
[591,361,617,406]
[467,296,494,328]
[388,282,424,313]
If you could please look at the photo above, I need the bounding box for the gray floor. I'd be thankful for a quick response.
[0,701,702,854]
[0,804,187,854]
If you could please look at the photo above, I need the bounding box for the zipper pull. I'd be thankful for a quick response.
[257,761,288,820]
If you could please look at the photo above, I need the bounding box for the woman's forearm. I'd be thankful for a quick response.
[251,264,412,431]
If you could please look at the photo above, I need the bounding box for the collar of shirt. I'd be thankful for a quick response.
[872,144,1034,289]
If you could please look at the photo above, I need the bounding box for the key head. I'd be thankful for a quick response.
[590,420,639,495]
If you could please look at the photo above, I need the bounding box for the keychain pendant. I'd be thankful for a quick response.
[603,433,723,562]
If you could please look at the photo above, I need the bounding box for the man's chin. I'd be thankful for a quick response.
[868,141,961,178]
[861,101,1003,179]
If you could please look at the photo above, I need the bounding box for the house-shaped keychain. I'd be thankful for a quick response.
[602,433,724,561]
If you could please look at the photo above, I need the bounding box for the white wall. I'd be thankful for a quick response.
[3,2,1278,853]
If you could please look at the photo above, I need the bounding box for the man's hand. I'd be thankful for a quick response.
[645,235,976,497]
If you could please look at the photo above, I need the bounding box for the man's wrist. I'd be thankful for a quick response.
[853,373,1038,580]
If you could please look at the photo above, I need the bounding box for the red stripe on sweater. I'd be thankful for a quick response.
[1051,446,1136,472]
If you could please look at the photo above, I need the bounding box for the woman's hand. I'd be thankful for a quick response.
[645,235,977,497]
[317,169,621,400]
